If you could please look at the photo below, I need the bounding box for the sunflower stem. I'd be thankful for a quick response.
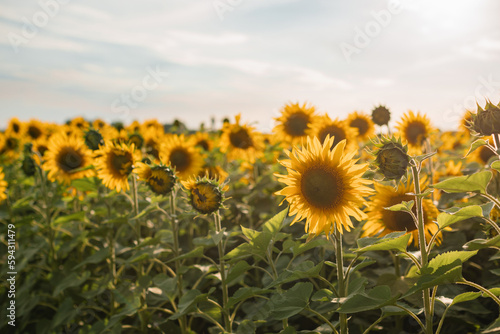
[171,191,188,334]
[334,229,348,334]
[215,210,231,332]
[411,163,433,334]
[424,139,435,203]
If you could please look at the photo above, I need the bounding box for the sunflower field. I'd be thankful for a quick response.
[1,102,500,334]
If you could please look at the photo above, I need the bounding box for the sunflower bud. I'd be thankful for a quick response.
[84,129,104,151]
[371,105,391,126]
[469,100,500,136]
[372,136,410,181]
[22,144,36,177]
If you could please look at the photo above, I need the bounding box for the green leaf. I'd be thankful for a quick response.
[70,177,98,192]
[263,207,289,235]
[51,297,76,329]
[491,160,500,172]
[437,205,483,229]
[129,202,159,220]
[267,261,323,288]
[354,232,411,253]
[431,171,492,194]
[292,238,330,257]
[311,289,336,302]
[413,151,437,163]
[465,138,488,157]
[53,211,86,225]
[210,228,226,245]
[73,248,109,269]
[404,251,478,297]
[268,282,313,320]
[483,317,500,333]
[153,273,178,300]
[170,288,213,320]
[166,246,204,263]
[228,287,272,308]
[226,260,252,286]
[464,235,500,250]
[451,292,481,305]
[53,271,91,296]
[337,285,398,313]
[385,200,414,213]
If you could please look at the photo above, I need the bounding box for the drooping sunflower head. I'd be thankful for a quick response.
[309,114,358,150]
[84,129,105,151]
[160,134,204,181]
[371,136,410,182]
[94,141,141,192]
[182,176,225,215]
[362,180,441,246]
[371,105,391,126]
[42,132,94,185]
[0,167,8,203]
[21,144,37,177]
[395,110,435,153]
[220,114,264,163]
[135,162,176,196]
[273,102,318,145]
[468,100,500,136]
[275,135,373,237]
[346,111,376,143]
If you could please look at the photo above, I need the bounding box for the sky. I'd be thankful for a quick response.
[0,0,499,133]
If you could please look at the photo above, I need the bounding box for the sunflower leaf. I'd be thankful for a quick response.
[384,200,414,213]
[262,207,289,236]
[355,232,411,253]
[492,160,500,172]
[465,138,488,158]
[463,235,500,250]
[337,285,398,313]
[267,282,313,320]
[431,171,492,194]
[413,151,437,164]
[437,205,483,229]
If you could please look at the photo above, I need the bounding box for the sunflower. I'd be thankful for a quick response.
[439,131,469,154]
[93,119,109,131]
[459,110,473,135]
[26,119,46,141]
[0,167,7,203]
[6,118,25,137]
[309,114,357,151]
[273,102,318,145]
[362,180,441,246]
[160,134,204,180]
[94,141,141,192]
[371,105,391,126]
[182,177,225,215]
[220,114,264,163]
[128,132,144,150]
[134,162,176,196]
[199,164,229,184]
[275,135,372,236]
[191,132,214,152]
[395,111,435,154]
[42,132,94,185]
[143,127,165,160]
[69,116,90,131]
[33,137,49,157]
[0,133,22,160]
[346,111,376,143]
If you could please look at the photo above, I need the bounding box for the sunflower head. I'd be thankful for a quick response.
[84,129,104,151]
[346,111,376,142]
[21,144,36,177]
[0,167,7,203]
[128,132,145,150]
[395,110,435,153]
[182,176,226,215]
[26,119,45,141]
[7,118,25,137]
[468,100,500,136]
[220,114,264,163]
[273,102,318,145]
[160,135,204,181]
[309,114,358,150]
[135,162,176,196]
[275,135,372,237]
[372,136,410,182]
[371,105,391,126]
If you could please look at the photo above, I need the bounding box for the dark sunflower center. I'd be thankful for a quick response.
[111,152,133,176]
[350,118,369,136]
[128,134,144,149]
[28,125,42,140]
[57,147,84,172]
[284,112,310,137]
[229,128,253,149]
[301,166,343,209]
[196,140,210,151]
[170,148,191,172]
[6,137,19,150]
[382,195,421,232]
[12,123,20,133]
[146,140,159,159]
[405,121,427,145]
[37,145,48,156]
[318,125,346,148]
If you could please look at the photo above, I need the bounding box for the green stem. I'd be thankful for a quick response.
[131,175,140,239]
[411,164,433,334]
[458,280,500,307]
[305,307,339,334]
[334,229,348,334]
[390,251,401,277]
[482,217,500,235]
[395,304,425,332]
[362,313,385,334]
[482,193,500,212]
[171,191,187,334]
[215,211,231,332]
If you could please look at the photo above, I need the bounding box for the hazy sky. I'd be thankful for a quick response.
[1,0,499,132]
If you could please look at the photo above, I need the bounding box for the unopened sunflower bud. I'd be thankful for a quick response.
[373,136,410,181]
[371,105,391,126]
[469,100,500,136]
[84,129,104,151]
